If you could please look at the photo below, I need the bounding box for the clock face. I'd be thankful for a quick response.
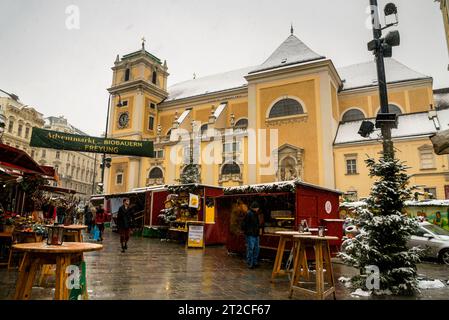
[118,112,129,128]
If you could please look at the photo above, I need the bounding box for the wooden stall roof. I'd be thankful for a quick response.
[222,180,343,196]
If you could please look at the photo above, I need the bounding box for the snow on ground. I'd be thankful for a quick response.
[351,289,371,297]
[338,277,351,282]
[418,280,446,289]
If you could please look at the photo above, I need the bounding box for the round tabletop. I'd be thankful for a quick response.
[293,235,339,241]
[12,241,103,254]
[63,224,88,230]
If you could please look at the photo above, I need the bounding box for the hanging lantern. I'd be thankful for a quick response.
[46,225,64,245]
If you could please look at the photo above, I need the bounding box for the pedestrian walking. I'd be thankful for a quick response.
[117,198,132,253]
[84,205,93,233]
[95,205,105,242]
[241,201,261,269]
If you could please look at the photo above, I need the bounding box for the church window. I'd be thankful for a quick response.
[269,98,304,118]
[124,68,130,81]
[341,109,365,122]
[149,167,163,179]
[152,71,157,84]
[221,162,240,175]
[148,116,155,130]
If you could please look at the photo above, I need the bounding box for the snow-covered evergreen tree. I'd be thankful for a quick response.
[339,156,422,295]
[177,164,200,184]
[158,207,177,224]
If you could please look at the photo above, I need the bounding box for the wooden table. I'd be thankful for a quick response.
[289,235,338,300]
[271,231,311,282]
[12,242,102,300]
[62,225,88,242]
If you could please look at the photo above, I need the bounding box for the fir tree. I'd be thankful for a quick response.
[339,156,422,295]
[158,207,177,224]
[177,164,200,184]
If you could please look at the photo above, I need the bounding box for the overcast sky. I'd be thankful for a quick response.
[0,0,448,136]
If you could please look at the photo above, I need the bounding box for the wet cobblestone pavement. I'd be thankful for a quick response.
[1,229,448,300]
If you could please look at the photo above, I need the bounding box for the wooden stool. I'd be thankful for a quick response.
[271,231,310,282]
[289,235,338,300]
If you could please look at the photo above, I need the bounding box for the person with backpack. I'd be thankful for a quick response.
[241,201,261,269]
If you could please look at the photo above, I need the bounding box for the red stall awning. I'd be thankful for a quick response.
[0,143,46,175]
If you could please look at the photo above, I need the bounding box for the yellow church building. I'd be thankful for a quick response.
[104,30,449,200]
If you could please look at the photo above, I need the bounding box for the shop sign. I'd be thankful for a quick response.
[325,201,332,214]
[30,127,154,157]
[189,193,199,208]
[187,224,204,248]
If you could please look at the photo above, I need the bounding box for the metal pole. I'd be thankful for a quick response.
[370,0,394,159]
[91,153,97,195]
[101,94,111,187]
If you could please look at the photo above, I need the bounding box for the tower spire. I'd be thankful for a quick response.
[290,23,294,35]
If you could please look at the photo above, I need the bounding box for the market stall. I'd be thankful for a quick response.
[215,180,343,256]
[157,184,224,245]
[95,185,168,233]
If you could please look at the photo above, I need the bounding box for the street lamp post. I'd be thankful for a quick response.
[99,93,122,193]
[366,0,401,159]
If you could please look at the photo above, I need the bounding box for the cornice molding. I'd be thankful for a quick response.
[108,80,168,100]
[245,59,342,87]
[160,87,248,109]
[338,78,433,96]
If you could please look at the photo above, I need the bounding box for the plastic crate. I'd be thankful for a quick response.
[142,226,159,238]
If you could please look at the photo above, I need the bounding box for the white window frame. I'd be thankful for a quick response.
[344,154,358,175]
[419,146,436,170]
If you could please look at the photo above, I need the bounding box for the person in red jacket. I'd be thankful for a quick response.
[95,205,105,242]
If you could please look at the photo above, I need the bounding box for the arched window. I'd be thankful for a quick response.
[341,109,365,122]
[221,162,240,175]
[124,68,130,81]
[269,98,304,118]
[200,124,208,134]
[149,167,163,179]
[152,71,157,84]
[377,104,402,115]
[235,118,248,129]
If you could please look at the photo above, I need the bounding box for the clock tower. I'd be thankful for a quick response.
[105,39,169,194]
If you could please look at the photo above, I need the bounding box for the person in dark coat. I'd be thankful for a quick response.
[117,198,132,252]
[241,201,261,269]
[84,205,93,233]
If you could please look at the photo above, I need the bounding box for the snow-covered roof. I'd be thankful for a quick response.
[213,102,227,119]
[338,58,431,91]
[340,200,449,208]
[166,66,255,102]
[165,39,430,102]
[176,109,190,124]
[249,35,325,74]
[224,179,342,195]
[334,108,449,145]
